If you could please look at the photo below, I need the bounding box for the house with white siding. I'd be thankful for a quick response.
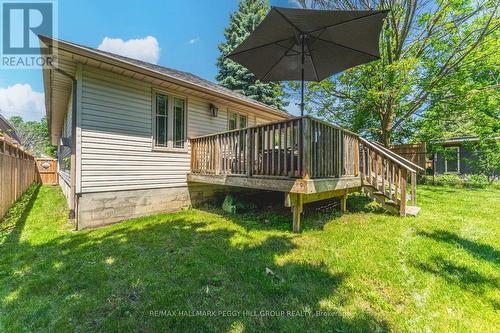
[40,36,290,229]
[40,35,422,232]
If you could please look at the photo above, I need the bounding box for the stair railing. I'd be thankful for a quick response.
[359,138,421,216]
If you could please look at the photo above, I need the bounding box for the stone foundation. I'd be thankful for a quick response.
[76,182,230,229]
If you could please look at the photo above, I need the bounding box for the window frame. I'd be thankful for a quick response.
[152,89,188,152]
[444,146,460,174]
[227,110,249,130]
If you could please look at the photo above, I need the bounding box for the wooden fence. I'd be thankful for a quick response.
[389,143,427,170]
[36,158,58,185]
[0,135,38,219]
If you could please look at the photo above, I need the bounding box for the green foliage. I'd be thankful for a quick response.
[464,139,500,181]
[8,116,56,157]
[465,174,490,188]
[420,174,495,188]
[222,194,257,214]
[296,0,499,145]
[216,0,288,110]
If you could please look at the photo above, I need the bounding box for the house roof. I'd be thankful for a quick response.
[0,113,20,142]
[39,35,290,119]
[438,136,500,144]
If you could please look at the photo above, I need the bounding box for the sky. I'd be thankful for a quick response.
[0,0,300,121]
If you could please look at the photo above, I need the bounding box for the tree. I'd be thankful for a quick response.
[416,25,499,179]
[295,0,499,146]
[8,116,56,157]
[216,0,288,110]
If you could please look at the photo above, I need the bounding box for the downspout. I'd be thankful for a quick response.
[48,64,80,227]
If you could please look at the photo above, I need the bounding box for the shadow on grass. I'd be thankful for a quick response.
[0,188,391,332]
[417,230,500,266]
[412,255,499,295]
[0,184,40,246]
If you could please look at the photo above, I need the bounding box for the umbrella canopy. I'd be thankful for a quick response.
[227,7,388,115]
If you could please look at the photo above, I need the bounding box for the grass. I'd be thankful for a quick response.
[0,184,498,332]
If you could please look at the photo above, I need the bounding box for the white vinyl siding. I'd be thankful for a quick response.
[79,65,253,193]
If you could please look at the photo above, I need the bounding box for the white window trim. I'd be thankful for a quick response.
[444,146,460,174]
[228,110,249,130]
[151,89,189,152]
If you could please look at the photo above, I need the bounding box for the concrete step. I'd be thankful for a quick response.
[405,206,421,216]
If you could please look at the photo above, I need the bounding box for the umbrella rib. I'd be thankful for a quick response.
[307,10,388,34]
[260,51,288,81]
[273,7,303,34]
[226,37,290,58]
[311,36,379,59]
[305,38,319,81]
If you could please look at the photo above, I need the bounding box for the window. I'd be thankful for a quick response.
[173,98,185,148]
[228,112,237,130]
[228,111,248,130]
[239,114,247,129]
[155,94,168,147]
[153,92,186,149]
[444,146,460,173]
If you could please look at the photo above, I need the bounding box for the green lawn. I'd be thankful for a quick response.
[0,184,498,332]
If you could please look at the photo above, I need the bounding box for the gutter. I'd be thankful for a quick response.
[48,63,80,225]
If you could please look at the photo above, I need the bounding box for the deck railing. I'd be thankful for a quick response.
[359,138,424,214]
[190,116,359,179]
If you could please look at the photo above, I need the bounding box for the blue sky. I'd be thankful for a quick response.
[0,0,299,121]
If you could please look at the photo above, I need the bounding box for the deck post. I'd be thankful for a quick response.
[341,191,347,213]
[400,169,407,216]
[291,193,303,233]
[411,171,416,206]
[301,117,311,179]
[246,128,252,176]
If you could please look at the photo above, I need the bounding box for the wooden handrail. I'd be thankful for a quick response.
[359,137,417,174]
[369,140,425,172]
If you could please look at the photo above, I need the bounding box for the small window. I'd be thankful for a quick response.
[229,112,238,130]
[173,98,186,148]
[228,111,248,130]
[444,147,460,173]
[153,92,186,150]
[239,115,247,129]
[155,94,168,147]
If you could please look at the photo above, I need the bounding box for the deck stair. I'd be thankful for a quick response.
[358,138,424,216]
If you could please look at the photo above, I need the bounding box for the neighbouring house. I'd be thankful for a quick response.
[40,35,422,231]
[0,113,20,143]
[432,136,500,176]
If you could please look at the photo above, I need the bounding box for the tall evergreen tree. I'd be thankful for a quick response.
[216,0,288,110]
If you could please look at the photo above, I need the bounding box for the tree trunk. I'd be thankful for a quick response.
[380,108,393,147]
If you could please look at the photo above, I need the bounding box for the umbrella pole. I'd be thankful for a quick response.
[300,35,305,117]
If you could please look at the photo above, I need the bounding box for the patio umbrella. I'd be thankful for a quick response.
[227,7,388,116]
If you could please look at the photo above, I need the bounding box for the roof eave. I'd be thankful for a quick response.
[39,35,291,120]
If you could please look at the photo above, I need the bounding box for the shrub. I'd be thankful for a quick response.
[464,174,489,188]
[419,174,493,188]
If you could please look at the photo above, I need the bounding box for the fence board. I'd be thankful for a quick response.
[0,136,38,219]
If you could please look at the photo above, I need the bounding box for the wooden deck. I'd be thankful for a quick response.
[189,116,423,231]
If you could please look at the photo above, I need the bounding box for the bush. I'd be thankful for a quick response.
[464,174,489,188]
[437,174,463,186]
[419,174,492,188]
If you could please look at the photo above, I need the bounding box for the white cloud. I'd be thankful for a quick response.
[188,37,200,45]
[0,84,45,121]
[97,36,160,64]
